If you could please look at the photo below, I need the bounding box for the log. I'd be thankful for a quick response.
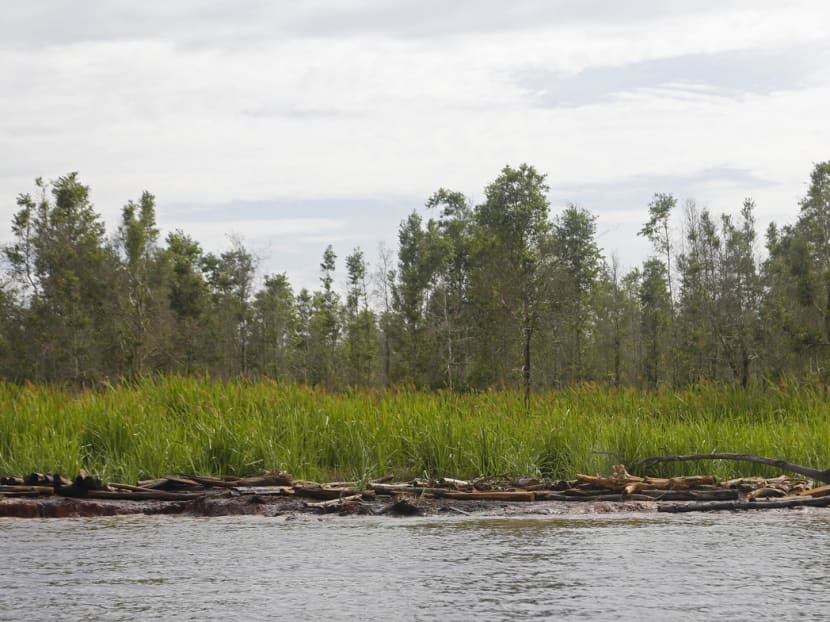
[437,478,474,491]
[181,474,238,488]
[109,482,158,493]
[0,485,55,495]
[303,494,364,509]
[233,486,294,496]
[236,472,293,487]
[798,484,830,498]
[138,477,201,491]
[85,490,205,501]
[368,483,418,495]
[658,495,830,513]
[631,489,740,501]
[630,453,830,484]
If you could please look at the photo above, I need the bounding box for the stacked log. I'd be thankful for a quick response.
[1,462,828,514]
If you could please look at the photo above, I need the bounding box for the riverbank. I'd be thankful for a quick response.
[3,467,829,519]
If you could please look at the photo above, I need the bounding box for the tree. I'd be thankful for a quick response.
[796,162,830,346]
[639,258,671,388]
[550,204,602,382]
[251,273,296,379]
[639,193,677,307]
[6,173,115,382]
[473,164,552,407]
[425,188,473,390]
[344,247,376,385]
[115,191,166,376]
[163,230,210,371]
[203,237,257,376]
[308,245,341,386]
[392,212,438,385]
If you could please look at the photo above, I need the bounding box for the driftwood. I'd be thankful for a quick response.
[0,485,55,495]
[304,494,364,510]
[83,490,205,501]
[236,472,293,487]
[658,495,830,513]
[137,477,201,491]
[798,484,830,498]
[631,453,830,484]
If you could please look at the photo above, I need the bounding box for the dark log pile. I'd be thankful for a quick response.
[3,454,830,516]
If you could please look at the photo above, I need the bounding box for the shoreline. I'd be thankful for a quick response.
[4,466,829,519]
[0,493,663,520]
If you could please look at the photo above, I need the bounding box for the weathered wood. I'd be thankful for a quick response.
[138,477,201,491]
[747,487,787,500]
[368,483,418,495]
[233,486,294,496]
[437,478,474,491]
[304,494,364,509]
[0,485,55,495]
[181,474,237,488]
[658,495,830,513]
[632,489,740,501]
[109,482,157,493]
[236,472,293,487]
[85,490,205,501]
[631,453,830,484]
[798,484,830,498]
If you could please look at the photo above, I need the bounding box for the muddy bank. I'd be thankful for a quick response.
[3,465,829,519]
[0,491,659,519]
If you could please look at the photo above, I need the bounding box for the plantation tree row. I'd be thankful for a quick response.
[1,163,830,390]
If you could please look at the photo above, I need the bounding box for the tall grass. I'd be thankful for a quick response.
[0,377,827,483]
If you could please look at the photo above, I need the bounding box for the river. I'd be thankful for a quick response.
[2,510,829,620]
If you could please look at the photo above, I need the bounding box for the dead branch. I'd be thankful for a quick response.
[630,453,830,484]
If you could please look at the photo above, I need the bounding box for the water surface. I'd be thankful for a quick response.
[2,510,829,620]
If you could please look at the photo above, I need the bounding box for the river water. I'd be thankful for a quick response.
[1,510,829,621]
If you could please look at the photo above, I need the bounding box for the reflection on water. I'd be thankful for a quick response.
[1,512,829,621]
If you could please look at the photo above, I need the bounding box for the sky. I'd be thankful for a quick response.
[1,1,829,291]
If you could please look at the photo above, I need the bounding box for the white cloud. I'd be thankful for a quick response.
[0,1,828,289]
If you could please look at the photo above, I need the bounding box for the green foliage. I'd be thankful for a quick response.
[0,378,828,483]
[3,163,830,390]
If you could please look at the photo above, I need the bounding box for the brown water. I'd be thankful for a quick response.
[1,511,829,620]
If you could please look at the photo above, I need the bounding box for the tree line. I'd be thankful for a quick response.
[1,162,829,391]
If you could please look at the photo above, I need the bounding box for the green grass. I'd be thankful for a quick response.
[0,376,828,484]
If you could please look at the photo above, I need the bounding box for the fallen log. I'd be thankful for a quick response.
[798,484,830,498]
[84,490,205,502]
[232,486,294,496]
[181,474,238,488]
[658,495,830,513]
[368,483,418,495]
[304,494,364,510]
[0,485,55,495]
[632,489,740,502]
[631,453,830,484]
[293,485,373,500]
[138,477,201,491]
[236,472,293,487]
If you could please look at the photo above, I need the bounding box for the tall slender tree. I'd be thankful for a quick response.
[473,164,552,408]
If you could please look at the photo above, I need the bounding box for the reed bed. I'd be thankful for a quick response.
[0,377,827,484]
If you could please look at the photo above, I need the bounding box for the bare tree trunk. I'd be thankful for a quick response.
[522,302,532,413]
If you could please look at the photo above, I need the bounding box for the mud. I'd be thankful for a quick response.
[0,492,660,520]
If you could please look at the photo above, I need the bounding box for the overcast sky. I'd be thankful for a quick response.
[2,1,829,290]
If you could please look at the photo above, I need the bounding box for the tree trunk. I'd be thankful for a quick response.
[522,308,532,413]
